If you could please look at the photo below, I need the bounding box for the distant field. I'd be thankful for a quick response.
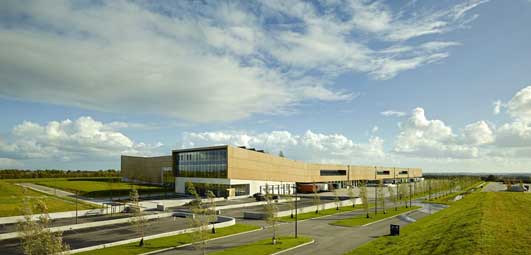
[16,178,172,198]
[347,192,531,255]
[0,180,98,217]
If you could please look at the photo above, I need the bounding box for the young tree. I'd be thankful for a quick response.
[285,194,295,218]
[129,187,148,247]
[312,182,321,214]
[399,183,409,208]
[378,181,386,214]
[206,190,217,234]
[186,182,210,255]
[359,181,369,218]
[348,185,357,208]
[18,197,70,255]
[333,188,341,210]
[264,183,279,245]
[388,184,397,211]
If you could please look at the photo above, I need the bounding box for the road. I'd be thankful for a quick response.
[0,215,193,255]
[156,201,445,255]
[482,182,506,192]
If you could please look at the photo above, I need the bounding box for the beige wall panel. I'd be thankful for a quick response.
[121,155,172,184]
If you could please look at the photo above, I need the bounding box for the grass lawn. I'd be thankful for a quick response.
[12,177,171,198]
[209,236,313,255]
[423,181,485,205]
[347,192,531,255]
[75,224,260,255]
[278,204,371,222]
[330,206,421,227]
[0,180,99,217]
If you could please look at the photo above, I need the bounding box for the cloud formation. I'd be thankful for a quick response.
[182,129,385,165]
[0,0,486,122]
[0,116,162,162]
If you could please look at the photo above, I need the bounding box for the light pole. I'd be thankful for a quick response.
[293,184,298,238]
[374,167,377,215]
[394,168,398,211]
[75,191,78,224]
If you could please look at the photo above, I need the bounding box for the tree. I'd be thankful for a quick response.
[378,180,386,214]
[348,185,357,208]
[264,183,279,245]
[399,183,409,208]
[388,184,397,211]
[129,187,148,247]
[186,181,210,255]
[206,190,217,234]
[359,181,369,218]
[333,188,341,210]
[278,151,285,158]
[285,194,295,218]
[18,197,69,255]
[312,182,321,214]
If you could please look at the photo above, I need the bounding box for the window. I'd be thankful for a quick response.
[320,170,347,176]
[176,149,228,178]
[400,170,408,175]
[377,170,390,175]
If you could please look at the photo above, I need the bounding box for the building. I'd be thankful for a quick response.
[121,144,422,197]
[120,155,173,185]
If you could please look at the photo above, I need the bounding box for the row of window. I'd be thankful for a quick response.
[320,170,347,176]
[176,149,228,178]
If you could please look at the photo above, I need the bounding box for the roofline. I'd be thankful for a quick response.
[172,145,229,153]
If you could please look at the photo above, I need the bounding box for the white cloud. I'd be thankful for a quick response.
[0,0,487,122]
[182,129,385,164]
[372,126,379,133]
[381,110,406,117]
[495,120,531,147]
[0,116,162,162]
[0,158,22,168]
[394,108,480,158]
[493,100,502,115]
[462,121,494,145]
[506,85,531,122]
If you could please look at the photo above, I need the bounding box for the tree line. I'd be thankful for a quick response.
[0,169,119,179]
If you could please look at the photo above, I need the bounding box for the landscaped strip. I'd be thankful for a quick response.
[0,180,99,217]
[209,236,313,255]
[330,206,421,227]
[278,204,372,222]
[423,181,484,205]
[75,224,260,255]
[345,192,531,255]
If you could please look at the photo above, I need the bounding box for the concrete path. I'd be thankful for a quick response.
[155,201,445,255]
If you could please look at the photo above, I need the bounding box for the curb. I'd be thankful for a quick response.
[66,216,236,254]
[139,226,264,255]
[270,239,315,255]
[361,208,421,227]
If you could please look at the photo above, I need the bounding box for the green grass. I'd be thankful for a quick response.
[330,206,421,227]
[11,177,171,198]
[0,180,99,217]
[346,192,531,255]
[278,204,371,222]
[209,236,313,255]
[75,224,260,255]
[423,181,485,205]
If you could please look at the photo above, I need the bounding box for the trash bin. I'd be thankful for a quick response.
[390,224,400,236]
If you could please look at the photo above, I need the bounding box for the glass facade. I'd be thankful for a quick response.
[186,183,249,197]
[176,149,227,178]
[320,170,347,176]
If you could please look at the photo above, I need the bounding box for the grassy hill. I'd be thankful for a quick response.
[347,192,531,255]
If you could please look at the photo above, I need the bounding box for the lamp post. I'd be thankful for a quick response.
[374,167,377,215]
[293,184,298,238]
[75,191,78,224]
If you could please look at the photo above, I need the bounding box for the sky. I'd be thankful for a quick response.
[0,0,531,173]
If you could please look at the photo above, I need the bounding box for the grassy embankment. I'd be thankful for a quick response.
[75,224,260,255]
[7,177,171,198]
[347,192,531,255]
[0,180,99,217]
[330,206,421,227]
[423,181,484,205]
[209,236,313,255]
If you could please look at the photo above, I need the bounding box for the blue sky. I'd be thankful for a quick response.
[1,0,531,172]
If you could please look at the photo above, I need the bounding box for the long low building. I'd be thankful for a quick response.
[122,144,422,197]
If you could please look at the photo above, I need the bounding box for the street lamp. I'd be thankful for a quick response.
[293,184,298,238]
